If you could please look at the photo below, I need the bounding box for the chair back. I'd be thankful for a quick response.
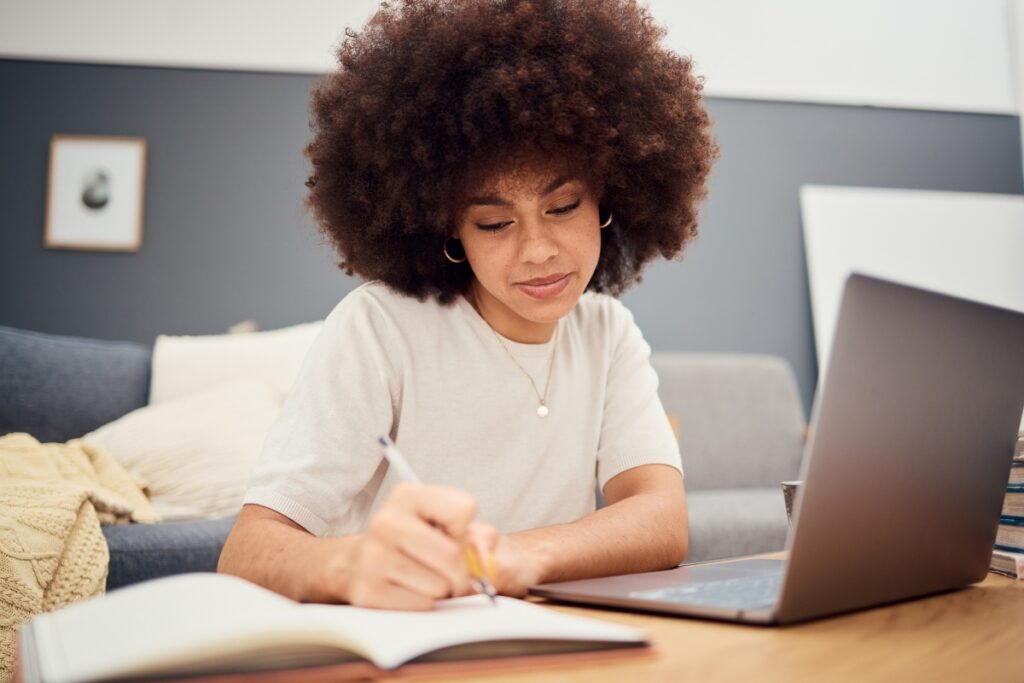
[651,352,806,491]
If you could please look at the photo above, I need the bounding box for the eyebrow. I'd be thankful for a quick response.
[466,176,573,207]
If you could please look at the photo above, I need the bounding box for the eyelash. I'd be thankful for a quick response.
[551,199,581,215]
[475,199,581,232]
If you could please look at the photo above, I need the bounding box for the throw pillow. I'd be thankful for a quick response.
[148,320,322,405]
[82,380,283,521]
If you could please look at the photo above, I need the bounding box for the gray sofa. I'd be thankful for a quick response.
[0,324,236,591]
[0,324,804,591]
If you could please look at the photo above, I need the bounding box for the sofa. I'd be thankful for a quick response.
[0,323,804,591]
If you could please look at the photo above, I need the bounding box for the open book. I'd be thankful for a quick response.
[16,572,649,683]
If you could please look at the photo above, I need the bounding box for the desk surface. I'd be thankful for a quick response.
[446,557,1024,683]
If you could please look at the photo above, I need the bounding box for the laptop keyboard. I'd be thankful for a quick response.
[628,573,783,611]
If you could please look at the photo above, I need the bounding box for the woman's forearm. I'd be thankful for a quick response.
[510,489,688,585]
[218,509,361,603]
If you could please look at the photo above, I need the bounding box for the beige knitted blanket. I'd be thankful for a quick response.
[0,432,159,683]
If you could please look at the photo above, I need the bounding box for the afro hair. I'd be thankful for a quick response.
[304,0,719,302]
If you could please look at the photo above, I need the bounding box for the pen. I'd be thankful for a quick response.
[377,434,499,604]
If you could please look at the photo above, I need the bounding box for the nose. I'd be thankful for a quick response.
[517,215,559,264]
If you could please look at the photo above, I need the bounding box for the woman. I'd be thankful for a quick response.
[219,0,718,610]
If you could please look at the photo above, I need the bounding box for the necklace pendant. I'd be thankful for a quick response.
[537,404,549,418]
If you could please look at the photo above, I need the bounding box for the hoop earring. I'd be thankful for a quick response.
[443,236,467,264]
[598,210,614,229]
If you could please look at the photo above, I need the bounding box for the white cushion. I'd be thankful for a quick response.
[83,380,283,521]
[148,321,322,405]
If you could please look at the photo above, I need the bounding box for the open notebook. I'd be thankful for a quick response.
[16,572,649,683]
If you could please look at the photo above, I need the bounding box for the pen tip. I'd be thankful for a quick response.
[471,578,499,604]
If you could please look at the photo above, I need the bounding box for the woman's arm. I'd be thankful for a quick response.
[220,465,684,603]
[218,504,360,603]
[493,463,687,595]
[219,484,494,609]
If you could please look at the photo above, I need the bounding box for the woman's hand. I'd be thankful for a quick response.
[490,534,547,598]
[456,526,547,599]
[320,482,497,610]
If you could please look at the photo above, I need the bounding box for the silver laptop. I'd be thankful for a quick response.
[530,273,1024,625]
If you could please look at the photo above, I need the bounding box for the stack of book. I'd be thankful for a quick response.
[991,433,1024,579]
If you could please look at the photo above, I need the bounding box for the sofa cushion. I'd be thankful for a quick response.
[685,488,790,563]
[102,516,237,590]
[0,325,151,443]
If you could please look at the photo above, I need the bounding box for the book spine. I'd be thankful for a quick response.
[989,566,1023,580]
[1003,490,1024,517]
[993,452,1024,575]
[995,543,1024,554]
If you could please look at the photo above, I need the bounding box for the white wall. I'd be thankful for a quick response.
[650,0,1016,114]
[0,0,378,74]
[0,0,1017,114]
[1011,0,1024,178]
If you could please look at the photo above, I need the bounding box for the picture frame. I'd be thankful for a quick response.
[44,134,148,252]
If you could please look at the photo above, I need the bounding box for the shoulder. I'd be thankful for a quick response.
[324,280,457,337]
[568,292,651,365]
[568,291,639,334]
[328,281,436,318]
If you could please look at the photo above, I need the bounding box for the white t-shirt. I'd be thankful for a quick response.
[242,281,682,537]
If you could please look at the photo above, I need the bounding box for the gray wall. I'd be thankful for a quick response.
[2,59,1022,415]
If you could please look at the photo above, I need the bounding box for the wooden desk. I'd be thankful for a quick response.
[447,559,1024,683]
[12,558,1022,683]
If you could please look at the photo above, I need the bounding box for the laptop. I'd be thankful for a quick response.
[530,273,1024,625]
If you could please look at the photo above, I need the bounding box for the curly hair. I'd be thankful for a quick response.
[305,0,718,303]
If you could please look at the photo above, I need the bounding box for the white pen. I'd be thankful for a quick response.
[376,434,498,603]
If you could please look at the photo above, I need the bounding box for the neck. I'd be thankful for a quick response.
[467,281,557,344]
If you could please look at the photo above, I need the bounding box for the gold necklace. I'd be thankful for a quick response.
[487,323,559,417]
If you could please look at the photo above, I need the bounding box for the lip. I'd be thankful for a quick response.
[514,272,572,300]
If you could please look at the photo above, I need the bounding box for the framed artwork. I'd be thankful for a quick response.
[44,134,147,252]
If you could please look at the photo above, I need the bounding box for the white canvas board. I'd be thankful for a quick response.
[800,185,1024,395]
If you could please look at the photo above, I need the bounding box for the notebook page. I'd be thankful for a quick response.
[32,573,338,683]
[299,594,648,670]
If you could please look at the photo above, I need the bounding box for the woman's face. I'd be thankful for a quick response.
[455,170,603,343]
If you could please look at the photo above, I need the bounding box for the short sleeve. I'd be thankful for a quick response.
[596,300,683,490]
[242,286,401,536]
